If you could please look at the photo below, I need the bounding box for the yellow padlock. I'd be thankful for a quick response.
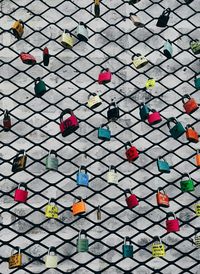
[195,204,200,216]
[9,247,22,269]
[45,198,58,218]
[11,19,24,39]
[152,236,165,257]
[87,93,102,109]
[45,246,58,268]
[145,78,156,89]
[61,29,73,49]
[132,53,149,69]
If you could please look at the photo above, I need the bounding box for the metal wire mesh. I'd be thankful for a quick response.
[0,0,200,273]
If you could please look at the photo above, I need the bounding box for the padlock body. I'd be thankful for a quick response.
[9,253,22,269]
[140,105,149,120]
[126,146,139,162]
[126,194,139,209]
[61,33,73,48]
[87,95,102,109]
[46,156,58,171]
[107,171,118,184]
[35,80,46,97]
[156,13,169,27]
[14,189,28,202]
[145,79,155,89]
[195,204,200,216]
[77,24,88,42]
[12,155,27,173]
[156,192,169,207]
[180,179,194,192]
[191,40,200,55]
[60,116,79,137]
[195,154,200,167]
[45,255,58,268]
[43,47,49,66]
[157,160,170,173]
[72,201,86,216]
[122,244,133,258]
[163,41,173,58]
[148,112,162,125]
[77,238,89,252]
[183,98,199,114]
[166,219,180,232]
[45,205,58,218]
[186,128,199,143]
[20,53,36,65]
[152,244,165,257]
[169,122,185,139]
[195,77,200,89]
[98,71,112,84]
[195,235,200,248]
[107,107,120,122]
[133,56,148,69]
[76,172,89,186]
[98,127,111,141]
[11,21,24,39]
[3,117,11,131]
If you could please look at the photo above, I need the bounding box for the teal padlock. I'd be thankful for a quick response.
[122,237,133,258]
[167,117,185,139]
[157,157,170,173]
[98,124,111,141]
[190,39,200,55]
[180,173,194,192]
[139,103,150,121]
[46,150,58,171]
[194,74,200,89]
[76,166,89,186]
[163,40,173,59]
[34,77,46,97]
[77,230,89,252]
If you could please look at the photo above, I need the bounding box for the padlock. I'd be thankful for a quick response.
[125,141,139,162]
[97,205,101,220]
[94,0,100,17]
[60,109,79,137]
[186,124,199,143]
[14,183,28,203]
[11,19,24,39]
[122,237,133,258]
[76,22,88,42]
[87,93,102,109]
[129,13,144,27]
[43,47,50,66]
[45,247,57,268]
[152,237,165,257]
[180,173,194,192]
[98,68,112,84]
[194,229,200,248]
[71,196,86,216]
[195,150,200,167]
[190,39,200,55]
[194,74,200,89]
[12,149,27,173]
[184,0,194,3]
[20,52,36,65]
[3,109,11,131]
[182,94,199,114]
[76,166,89,186]
[132,53,149,69]
[98,124,111,141]
[107,165,118,184]
[167,117,185,139]
[139,103,150,121]
[129,0,141,4]
[45,198,58,218]
[9,247,22,269]
[46,150,58,171]
[163,40,173,58]
[157,157,170,173]
[156,8,171,27]
[61,29,73,49]
[77,230,89,252]
[147,109,162,125]
[156,187,169,207]
[107,101,120,122]
[166,212,180,232]
[34,77,47,97]
[145,78,156,89]
[125,189,139,209]
[195,204,200,216]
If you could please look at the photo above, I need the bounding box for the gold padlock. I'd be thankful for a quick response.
[9,247,22,269]
[87,93,102,109]
[132,53,149,69]
[11,19,24,39]
[152,236,165,257]
[45,198,58,218]
[61,29,73,49]
[195,204,200,216]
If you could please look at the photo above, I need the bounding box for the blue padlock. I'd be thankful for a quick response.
[157,156,170,173]
[122,237,133,258]
[76,166,89,186]
[139,103,150,121]
[195,74,200,89]
[163,40,173,59]
[98,124,111,141]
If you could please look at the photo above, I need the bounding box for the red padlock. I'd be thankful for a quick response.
[3,110,11,131]
[148,109,162,125]
[166,212,180,232]
[182,94,199,114]
[125,141,139,162]
[60,109,79,137]
[14,183,28,203]
[43,47,50,66]
[20,52,36,65]
[156,187,169,207]
[125,189,139,209]
[98,68,112,84]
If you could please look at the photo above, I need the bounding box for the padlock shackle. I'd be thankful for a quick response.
[79,21,87,27]
[109,165,116,172]
[4,109,9,118]
[48,150,57,157]
[15,149,26,158]
[74,196,83,203]
[166,211,176,220]
[153,236,162,245]
[48,246,56,254]
[48,197,56,204]
[182,94,191,104]
[101,68,110,73]
[167,117,178,129]
[18,19,24,27]
[123,236,132,246]
[109,100,118,109]
[182,172,191,180]
[124,188,132,197]
[11,246,21,255]
[132,53,141,60]
[79,165,87,173]
[157,187,165,194]
[88,92,98,99]
[79,229,87,239]
[100,124,109,130]
[186,124,194,130]
[125,141,132,149]
[17,182,27,190]
[35,77,42,84]
[162,8,171,16]
[190,39,199,45]
[157,156,166,161]
[60,109,74,122]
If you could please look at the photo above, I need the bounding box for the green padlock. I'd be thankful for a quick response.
[34,77,46,97]
[194,74,200,89]
[190,39,200,55]
[180,173,194,192]
[167,117,185,139]
[139,103,150,121]
[77,230,89,252]
[46,150,58,171]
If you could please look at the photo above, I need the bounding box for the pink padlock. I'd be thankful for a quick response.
[14,183,28,203]
[166,212,180,232]
[98,68,112,84]
[148,109,162,125]
[125,189,139,209]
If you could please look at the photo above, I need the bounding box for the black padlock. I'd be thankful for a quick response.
[12,150,27,173]
[107,101,120,122]
[156,8,171,27]
[3,110,11,131]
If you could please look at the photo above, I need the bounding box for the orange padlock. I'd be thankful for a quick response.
[156,187,169,207]
[196,150,200,167]
[182,94,199,114]
[186,125,199,143]
[71,196,86,216]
